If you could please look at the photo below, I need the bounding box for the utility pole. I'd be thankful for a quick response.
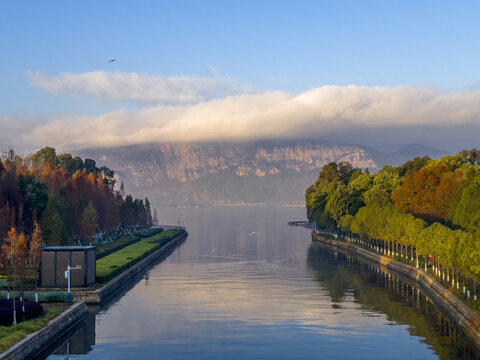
[65,265,82,304]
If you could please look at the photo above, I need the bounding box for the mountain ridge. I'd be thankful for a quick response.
[76,140,446,207]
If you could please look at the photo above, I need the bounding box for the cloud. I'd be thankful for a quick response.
[14,84,480,152]
[27,70,253,104]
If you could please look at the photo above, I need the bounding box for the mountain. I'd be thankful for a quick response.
[76,140,446,207]
[390,144,448,161]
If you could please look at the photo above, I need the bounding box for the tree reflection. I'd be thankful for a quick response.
[307,242,479,360]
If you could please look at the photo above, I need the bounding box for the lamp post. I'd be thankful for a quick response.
[65,265,82,304]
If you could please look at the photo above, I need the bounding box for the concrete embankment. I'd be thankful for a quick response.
[312,231,480,352]
[75,231,187,304]
[0,301,88,360]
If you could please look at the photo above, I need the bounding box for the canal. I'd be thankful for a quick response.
[41,206,478,359]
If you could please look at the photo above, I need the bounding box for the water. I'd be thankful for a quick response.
[42,206,478,359]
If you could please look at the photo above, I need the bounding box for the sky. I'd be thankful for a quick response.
[1,1,480,153]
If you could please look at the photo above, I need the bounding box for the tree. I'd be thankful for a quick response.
[153,208,159,226]
[145,198,153,227]
[363,165,400,207]
[16,233,27,317]
[32,146,58,170]
[18,173,48,233]
[325,185,349,223]
[81,201,98,244]
[30,217,42,302]
[41,196,63,246]
[2,227,19,325]
[451,173,480,231]
[392,164,463,223]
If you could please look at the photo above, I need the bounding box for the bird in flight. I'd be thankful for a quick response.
[107,59,116,63]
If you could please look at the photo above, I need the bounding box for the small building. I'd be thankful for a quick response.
[41,246,96,288]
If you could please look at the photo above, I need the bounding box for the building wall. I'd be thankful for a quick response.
[41,247,96,288]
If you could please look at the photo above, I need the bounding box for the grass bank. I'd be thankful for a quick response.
[0,303,68,353]
[95,229,164,260]
[96,229,184,283]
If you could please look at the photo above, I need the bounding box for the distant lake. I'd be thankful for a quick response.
[42,206,478,359]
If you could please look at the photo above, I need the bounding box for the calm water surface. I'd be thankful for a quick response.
[43,206,478,359]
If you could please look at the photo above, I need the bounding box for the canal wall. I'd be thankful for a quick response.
[75,231,187,304]
[0,301,88,360]
[312,232,480,352]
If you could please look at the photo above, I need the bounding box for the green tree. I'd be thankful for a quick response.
[452,172,480,231]
[18,173,48,232]
[81,201,98,243]
[41,196,63,246]
[32,146,58,170]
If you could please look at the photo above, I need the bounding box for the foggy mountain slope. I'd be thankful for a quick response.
[76,140,444,206]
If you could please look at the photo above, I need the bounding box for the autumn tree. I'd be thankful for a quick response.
[2,228,19,325]
[30,218,42,302]
[392,164,463,223]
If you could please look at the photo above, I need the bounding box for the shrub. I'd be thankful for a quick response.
[0,299,43,325]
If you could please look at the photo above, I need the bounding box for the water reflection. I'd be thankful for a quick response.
[38,207,480,359]
[52,313,96,356]
[308,242,479,360]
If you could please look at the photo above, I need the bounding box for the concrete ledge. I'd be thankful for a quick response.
[312,232,480,352]
[75,231,187,304]
[0,301,88,360]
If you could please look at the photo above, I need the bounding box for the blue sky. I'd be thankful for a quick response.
[1,1,480,152]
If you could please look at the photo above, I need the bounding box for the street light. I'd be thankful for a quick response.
[65,265,82,304]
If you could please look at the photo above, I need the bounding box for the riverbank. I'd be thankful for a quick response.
[75,230,187,304]
[312,231,480,352]
[0,301,88,360]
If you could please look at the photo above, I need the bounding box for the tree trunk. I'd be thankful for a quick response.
[457,269,460,290]
[475,279,478,301]
[12,263,16,326]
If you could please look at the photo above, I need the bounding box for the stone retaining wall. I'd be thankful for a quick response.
[0,301,88,360]
[75,231,187,304]
[312,232,480,352]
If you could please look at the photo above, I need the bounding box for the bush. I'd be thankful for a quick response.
[0,299,43,325]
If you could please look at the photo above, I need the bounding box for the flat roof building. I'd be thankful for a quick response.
[41,246,96,288]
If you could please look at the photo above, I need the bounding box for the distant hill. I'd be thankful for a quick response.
[76,140,449,207]
[390,144,448,162]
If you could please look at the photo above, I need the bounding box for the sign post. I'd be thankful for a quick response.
[65,265,82,304]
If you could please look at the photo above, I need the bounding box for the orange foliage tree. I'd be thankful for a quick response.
[392,164,464,223]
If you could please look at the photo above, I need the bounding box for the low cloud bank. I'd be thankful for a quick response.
[11,78,480,152]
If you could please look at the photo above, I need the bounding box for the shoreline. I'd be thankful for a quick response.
[312,231,480,353]
[75,230,187,304]
[0,301,88,360]
[0,229,187,359]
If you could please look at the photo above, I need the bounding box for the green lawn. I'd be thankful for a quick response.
[96,229,184,283]
[95,235,140,260]
[95,229,164,259]
[0,303,68,353]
